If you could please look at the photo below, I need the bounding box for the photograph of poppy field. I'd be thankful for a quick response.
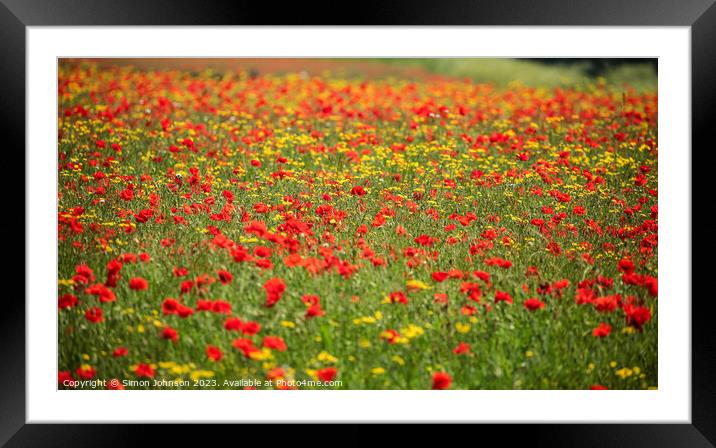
[58,58,658,390]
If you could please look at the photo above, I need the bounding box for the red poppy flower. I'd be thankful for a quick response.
[592,323,612,338]
[262,336,287,352]
[461,305,477,316]
[317,367,337,382]
[58,370,74,386]
[86,283,116,302]
[453,342,470,355]
[58,293,78,309]
[224,317,243,331]
[283,253,304,267]
[306,303,325,318]
[624,304,652,330]
[105,259,123,287]
[161,326,179,342]
[134,208,154,224]
[485,257,513,269]
[380,329,400,344]
[389,291,408,304]
[75,264,95,282]
[264,278,286,307]
[495,291,513,304]
[134,363,155,378]
[240,321,261,336]
[617,258,635,274]
[524,298,545,311]
[232,338,260,357]
[252,246,270,259]
[252,258,271,270]
[644,276,658,297]
[431,271,449,282]
[112,346,128,357]
[217,269,233,284]
[162,298,180,315]
[594,295,620,313]
[432,371,452,390]
[207,345,223,362]
[266,368,285,381]
[75,365,96,379]
[211,300,232,314]
[84,307,104,323]
[129,277,149,291]
[552,280,570,294]
[120,188,134,201]
[180,280,194,294]
[176,303,194,318]
[473,270,490,283]
[414,234,436,247]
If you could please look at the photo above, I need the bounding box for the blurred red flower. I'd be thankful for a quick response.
[84,307,104,323]
[58,293,78,309]
[431,271,449,282]
[134,363,155,378]
[207,345,223,362]
[264,278,286,307]
[592,323,612,338]
[161,326,179,342]
[217,269,233,284]
[432,372,452,390]
[495,291,513,304]
[75,365,96,379]
[129,277,149,291]
[263,336,287,352]
[524,298,545,311]
[317,367,337,382]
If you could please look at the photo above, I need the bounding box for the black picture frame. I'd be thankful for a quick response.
[2,0,710,445]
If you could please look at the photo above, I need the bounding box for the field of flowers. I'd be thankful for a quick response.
[58,60,658,390]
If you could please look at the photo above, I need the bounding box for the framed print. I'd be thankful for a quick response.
[4,0,711,445]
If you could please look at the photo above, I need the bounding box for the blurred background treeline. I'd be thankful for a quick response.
[67,58,657,92]
[374,58,657,91]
